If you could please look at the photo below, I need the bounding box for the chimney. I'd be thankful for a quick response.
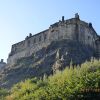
[29,33,32,37]
[89,23,92,28]
[62,16,64,22]
[75,13,79,19]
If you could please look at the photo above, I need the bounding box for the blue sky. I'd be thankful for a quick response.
[0,0,100,62]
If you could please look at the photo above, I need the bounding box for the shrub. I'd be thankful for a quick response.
[6,59,100,100]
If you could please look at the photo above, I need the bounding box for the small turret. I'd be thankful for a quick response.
[75,13,79,19]
[29,33,32,37]
[89,23,92,28]
[25,33,32,40]
[62,16,64,22]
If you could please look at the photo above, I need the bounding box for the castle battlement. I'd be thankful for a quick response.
[7,14,100,66]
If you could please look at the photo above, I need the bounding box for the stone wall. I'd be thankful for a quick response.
[7,14,99,66]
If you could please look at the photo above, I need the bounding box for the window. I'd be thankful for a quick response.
[27,40,30,46]
[44,34,47,40]
[39,36,41,41]
[88,36,90,39]
[34,38,36,43]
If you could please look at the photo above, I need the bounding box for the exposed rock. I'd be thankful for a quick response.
[0,39,95,89]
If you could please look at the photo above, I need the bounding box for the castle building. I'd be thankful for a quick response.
[7,14,100,66]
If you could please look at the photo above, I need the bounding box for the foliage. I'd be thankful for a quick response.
[0,88,9,100]
[4,59,100,100]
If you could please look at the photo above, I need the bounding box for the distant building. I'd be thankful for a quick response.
[0,59,6,69]
[7,13,100,66]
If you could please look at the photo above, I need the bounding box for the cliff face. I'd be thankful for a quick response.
[0,39,94,89]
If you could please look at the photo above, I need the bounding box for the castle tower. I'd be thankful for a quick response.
[75,13,79,19]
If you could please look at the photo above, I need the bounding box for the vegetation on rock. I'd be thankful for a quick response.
[1,59,100,100]
[0,88,9,100]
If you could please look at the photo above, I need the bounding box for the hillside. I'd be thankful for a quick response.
[1,59,100,100]
[0,39,94,89]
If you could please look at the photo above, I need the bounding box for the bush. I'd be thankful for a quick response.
[6,59,100,100]
[0,88,9,100]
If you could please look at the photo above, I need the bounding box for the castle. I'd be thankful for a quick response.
[7,13,100,66]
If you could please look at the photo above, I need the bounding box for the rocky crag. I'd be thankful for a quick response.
[0,40,95,89]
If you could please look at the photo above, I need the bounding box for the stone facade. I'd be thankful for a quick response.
[7,14,100,66]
